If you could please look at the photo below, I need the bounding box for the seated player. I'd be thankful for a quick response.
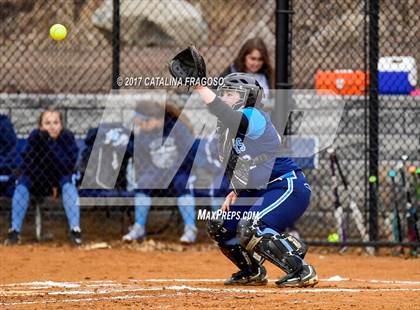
[4,108,81,245]
[0,114,17,197]
[123,102,198,243]
[197,129,230,211]
[220,37,272,101]
[78,122,133,193]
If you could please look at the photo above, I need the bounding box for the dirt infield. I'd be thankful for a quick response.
[0,243,419,309]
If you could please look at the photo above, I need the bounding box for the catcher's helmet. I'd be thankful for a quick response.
[217,73,264,108]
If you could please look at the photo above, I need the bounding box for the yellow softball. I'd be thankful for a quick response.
[327,233,340,242]
[50,24,67,41]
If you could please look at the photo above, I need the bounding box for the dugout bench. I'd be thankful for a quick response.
[0,136,318,242]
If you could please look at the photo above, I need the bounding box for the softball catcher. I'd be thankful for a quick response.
[169,46,318,288]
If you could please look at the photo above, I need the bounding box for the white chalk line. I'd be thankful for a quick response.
[162,285,420,294]
[0,286,177,297]
[1,276,419,288]
[1,276,420,290]
[0,281,81,288]
[1,284,420,306]
[0,280,116,288]
[0,285,275,298]
[136,276,420,285]
[353,278,420,285]
[0,292,191,306]
[1,276,420,306]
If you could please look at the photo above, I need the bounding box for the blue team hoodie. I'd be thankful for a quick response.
[19,129,78,192]
[132,114,195,191]
[0,114,17,172]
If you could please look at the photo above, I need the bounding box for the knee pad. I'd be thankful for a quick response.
[207,217,236,244]
[237,221,306,275]
[237,218,256,247]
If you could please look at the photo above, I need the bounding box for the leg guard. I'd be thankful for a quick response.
[237,219,307,275]
[219,243,262,273]
[207,217,235,244]
[207,218,261,273]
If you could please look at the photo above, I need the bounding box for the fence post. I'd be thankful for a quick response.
[368,0,380,244]
[112,0,121,90]
[274,0,293,135]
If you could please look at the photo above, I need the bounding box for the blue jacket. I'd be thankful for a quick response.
[0,115,17,172]
[19,129,79,190]
[132,114,195,190]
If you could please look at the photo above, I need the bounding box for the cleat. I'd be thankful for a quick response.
[224,265,268,286]
[275,264,318,288]
[122,223,146,242]
[70,227,82,246]
[180,225,197,244]
[4,229,20,245]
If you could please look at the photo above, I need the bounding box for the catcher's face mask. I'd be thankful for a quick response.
[217,86,249,109]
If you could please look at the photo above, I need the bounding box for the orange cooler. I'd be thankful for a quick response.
[315,70,369,95]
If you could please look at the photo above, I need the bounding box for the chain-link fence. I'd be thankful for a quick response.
[376,0,419,252]
[290,0,419,252]
[0,0,276,93]
[0,0,418,251]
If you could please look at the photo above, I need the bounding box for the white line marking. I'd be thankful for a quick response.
[2,277,420,289]
[48,290,97,295]
[162,285,420,294]
[166,285,276,293]
[0,292,191,306]
[85,283,122,287]
[323,276,420,285]
[2,284,420,299]
[136,277,420,285]
[0,286,174,297]
[26,281,81,288]
[0,281,81,288]
[48,287,168,295]
[352,279,420,285]
[139,278,227,283]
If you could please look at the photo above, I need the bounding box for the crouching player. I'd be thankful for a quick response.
[195,73,318,287]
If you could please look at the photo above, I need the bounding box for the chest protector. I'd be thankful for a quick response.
[218,123,269,193]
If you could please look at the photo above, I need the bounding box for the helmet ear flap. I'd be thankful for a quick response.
[248,91,263,108]
[252,79,264,107]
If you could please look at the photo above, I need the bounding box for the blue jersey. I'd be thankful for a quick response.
[233,107,300,188]
[208,97,300,190]
[0,114,17,171]
[133,115,195,190]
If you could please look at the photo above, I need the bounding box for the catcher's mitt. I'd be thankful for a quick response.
[168,46,206,84]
